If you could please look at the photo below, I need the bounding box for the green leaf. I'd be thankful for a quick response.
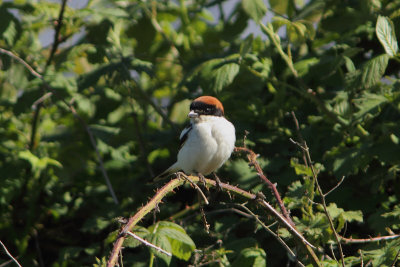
[196,57,241,93]
[293,57,319,77]
[232,247,267,267]
[18,150,62,173]
[326,203,363,223]
[213,63,240,92]
[147,232,172,265]
[124,226,150,248]
[376,16,398,57]
[360,54,389,88]
[240,34,254,57]
[353,92,388,120]
[290,158,312,176]
[149,221,196,261]
[242,0,267,24]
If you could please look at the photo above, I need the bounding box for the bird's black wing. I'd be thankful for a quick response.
[179,123,192,149]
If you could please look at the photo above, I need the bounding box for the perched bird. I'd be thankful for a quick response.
[155,96,236,180]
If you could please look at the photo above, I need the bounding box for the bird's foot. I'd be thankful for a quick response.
[213,173,231,199]
[197,173,208,190]
[213,173,223,192]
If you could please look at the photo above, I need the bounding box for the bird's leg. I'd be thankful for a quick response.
[213,173,231,199]
[197,172,208,190]
[213,172,223,192]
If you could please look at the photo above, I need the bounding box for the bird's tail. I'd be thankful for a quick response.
[152,162,180,182]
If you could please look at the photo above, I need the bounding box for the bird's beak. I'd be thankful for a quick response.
[188,110,199,118]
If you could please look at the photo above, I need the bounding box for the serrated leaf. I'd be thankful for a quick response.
[353,92,388,120]
[326,203,363,222]
[231,247,267,267]
[290,158,312,176]
[124,226,150,248]
[242,0,267,24]
[360,54,389,88]
[197,57,240,93]
[147,233,172,265]
[293,57,319,77]
[213,63,240,92]
[376,16,398,56]
[150,221,196,261]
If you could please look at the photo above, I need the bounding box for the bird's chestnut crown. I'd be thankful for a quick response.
[190,96,224,117]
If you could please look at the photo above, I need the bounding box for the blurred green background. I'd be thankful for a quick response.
[1,0,400,266]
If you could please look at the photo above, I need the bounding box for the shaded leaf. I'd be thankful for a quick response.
[232,247,267,267]
[360,54,389,88]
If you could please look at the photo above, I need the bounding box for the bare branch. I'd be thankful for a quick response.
[126,231,172,256]
[44,0,68,70]
[291,138,345,267]
[178,172,209,205]
[391,249,400,267]
[324,176,346,197]
[107,177,321,267]
[0,48,43,79]
[235,146,294,226]
[341,234,400,244]
[0,240,22,267]
[237,203,305,267]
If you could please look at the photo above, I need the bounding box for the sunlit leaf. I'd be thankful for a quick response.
[376,16,398,56]
[242,0,267,24]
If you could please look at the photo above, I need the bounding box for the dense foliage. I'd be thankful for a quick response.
[1,0,400,266]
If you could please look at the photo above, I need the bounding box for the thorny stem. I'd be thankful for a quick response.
[234,146,294,226]
[106,176,320,267]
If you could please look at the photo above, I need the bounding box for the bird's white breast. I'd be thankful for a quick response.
[177,116,235,175]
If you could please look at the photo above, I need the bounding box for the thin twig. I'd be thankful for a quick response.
[237,203,305,267]
[340,234,400,244]
[235,146,294,226]
[68,104,119,204]
[391,249,400,267]
[260,23,347,128]
[126,231,172,256]
[132,112,154,177]
[32,92,53,110]
[291,111,308,167]
[324,176,346,197]
[258,199,315,249]
[44,0,68,70]
[178,172,209,205]
[0,240,22,267]
[199,194,210,233]
[127,79,177,131]
[33,229,44,267]
[0,48,43,79]
[359,249,364,267]
[292,139,345,267]
[107,176,321,267]
[143,3,179,59]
